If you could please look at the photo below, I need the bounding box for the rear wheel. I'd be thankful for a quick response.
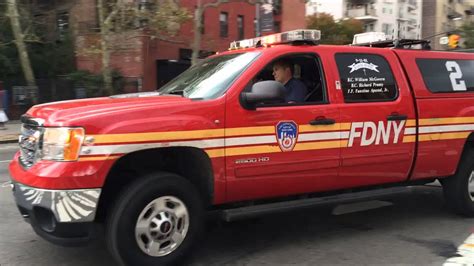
[105,172,204,266]
[442,149,474,217]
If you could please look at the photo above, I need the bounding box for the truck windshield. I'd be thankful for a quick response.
[158,52,260,99]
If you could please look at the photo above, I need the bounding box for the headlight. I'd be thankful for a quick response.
[41,127,85,161]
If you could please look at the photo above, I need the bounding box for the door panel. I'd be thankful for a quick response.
[331,51,416,186]
[225,106,341,201]
[224,49,342,202]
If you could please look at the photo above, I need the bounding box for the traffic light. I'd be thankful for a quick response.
[448,34,460,49]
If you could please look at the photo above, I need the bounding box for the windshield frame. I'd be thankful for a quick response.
[157,51,261,100]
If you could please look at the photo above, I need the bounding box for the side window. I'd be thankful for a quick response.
[416,59,474,93]
[335,53,398,102]
[246,54,327,106]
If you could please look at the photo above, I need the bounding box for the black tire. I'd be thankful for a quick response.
[442,148,474,217]
[105,172,204,266]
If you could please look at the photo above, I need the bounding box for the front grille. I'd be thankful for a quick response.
[18,116,44,169]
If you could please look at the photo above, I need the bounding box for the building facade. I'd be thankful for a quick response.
[422,0,473,50]
[342,0,422,40]
[71,0,306,92]
[306,0,343,20]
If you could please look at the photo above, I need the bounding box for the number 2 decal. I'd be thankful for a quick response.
[445,61,467,91]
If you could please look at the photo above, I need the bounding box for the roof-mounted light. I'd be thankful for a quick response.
[352,32,388,45]
[229,29,321,50]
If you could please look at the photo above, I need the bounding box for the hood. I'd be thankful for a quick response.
[27,93,192,126]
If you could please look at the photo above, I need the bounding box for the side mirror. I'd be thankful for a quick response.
[241,81,286,110]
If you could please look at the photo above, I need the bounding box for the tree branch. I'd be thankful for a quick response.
[103,9,120,27]
[0,41,15,46]
[24,37,46,44]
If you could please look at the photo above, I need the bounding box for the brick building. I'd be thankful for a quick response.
[72,0,306,92]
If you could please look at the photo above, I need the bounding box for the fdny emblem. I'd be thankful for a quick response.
[276,121,298,152]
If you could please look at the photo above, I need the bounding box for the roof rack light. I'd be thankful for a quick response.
[352,39,431,50]
[229,29,321,50]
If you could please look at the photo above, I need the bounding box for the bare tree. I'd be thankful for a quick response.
[5,0,36,86]
[91,0,190,95]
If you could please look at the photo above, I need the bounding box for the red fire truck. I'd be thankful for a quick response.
[9,30,474,265]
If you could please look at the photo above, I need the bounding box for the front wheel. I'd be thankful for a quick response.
[105,172,204,266]
[442,149,474,217]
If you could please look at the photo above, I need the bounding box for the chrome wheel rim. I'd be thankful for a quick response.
[469,171,474,201]
[135,196,189,257]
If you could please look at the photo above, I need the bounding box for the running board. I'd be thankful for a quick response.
[220,187,412,222]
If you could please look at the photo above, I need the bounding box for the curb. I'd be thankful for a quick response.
[0,135,18,145]
[0,139,18,144]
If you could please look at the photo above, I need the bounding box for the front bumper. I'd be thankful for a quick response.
[12,181,102,246]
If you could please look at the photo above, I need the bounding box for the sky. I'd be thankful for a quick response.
[307,0,344,19]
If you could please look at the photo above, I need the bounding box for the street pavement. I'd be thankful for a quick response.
[0,144,473,265]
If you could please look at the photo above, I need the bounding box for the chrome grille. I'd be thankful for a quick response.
[18,116,44,169]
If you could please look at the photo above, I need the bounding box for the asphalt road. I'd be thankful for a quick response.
[0,144,473,265]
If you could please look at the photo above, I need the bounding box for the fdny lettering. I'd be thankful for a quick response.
[348,120,406,147]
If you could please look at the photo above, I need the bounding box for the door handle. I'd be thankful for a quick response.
[309,117,335,125]
[387,114,408,121]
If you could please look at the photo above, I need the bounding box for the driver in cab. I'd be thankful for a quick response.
[272,59,308,103]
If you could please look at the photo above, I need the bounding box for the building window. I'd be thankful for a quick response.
[57,11,69,39]
[335,54,398,102]
[220,12,228,38]
[382,23,393,36]
[364,23,374,32]
[274,21,281,33]
[273,0,282,15]
[417,59,474,93]
[237,15,244,40]
[382,23,388,34]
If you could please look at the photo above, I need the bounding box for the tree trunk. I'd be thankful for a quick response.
[97,0,113,95]
[101,36,113,95]
[191,1,203,65]
[7,0,36,87]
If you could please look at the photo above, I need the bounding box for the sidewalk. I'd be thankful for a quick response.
[0,120,20,144]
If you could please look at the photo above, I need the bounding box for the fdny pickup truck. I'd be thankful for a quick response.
[9,30,474,265]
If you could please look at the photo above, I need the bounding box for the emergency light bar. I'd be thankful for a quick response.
[352,32,387,45]
[229,29,321,50]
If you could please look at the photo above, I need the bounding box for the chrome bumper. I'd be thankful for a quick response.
[13,182,101,223]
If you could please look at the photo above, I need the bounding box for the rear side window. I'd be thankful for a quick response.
[416,59,474,93]
[335,53,398,102]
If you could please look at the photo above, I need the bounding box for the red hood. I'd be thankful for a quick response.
[27,94,192,126]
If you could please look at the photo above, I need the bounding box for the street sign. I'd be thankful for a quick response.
[440,37,449,45]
